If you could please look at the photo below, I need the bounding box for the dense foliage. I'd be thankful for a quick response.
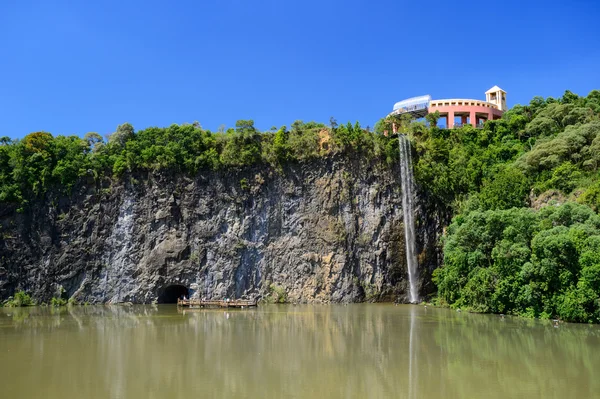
[405,89,600,322]
[0,120,395,209]
[410,90,600,210]
[435,203,600,322]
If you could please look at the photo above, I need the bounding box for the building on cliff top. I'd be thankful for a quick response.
[390,85,506,128]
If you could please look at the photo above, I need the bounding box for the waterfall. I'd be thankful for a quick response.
[398,134,419,303]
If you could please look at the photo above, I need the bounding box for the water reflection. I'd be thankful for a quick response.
[1,305,599,398]
[408,305,417,399]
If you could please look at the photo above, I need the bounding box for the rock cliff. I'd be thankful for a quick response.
[0,154,443,303]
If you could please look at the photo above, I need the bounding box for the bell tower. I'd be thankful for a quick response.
[485,85,507,111]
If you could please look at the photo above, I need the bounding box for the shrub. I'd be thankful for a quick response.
[267,284,288,304]
[3,290,35,307]
[51,297,68,307]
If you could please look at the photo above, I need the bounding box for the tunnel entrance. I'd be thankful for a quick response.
[158,284,189,304]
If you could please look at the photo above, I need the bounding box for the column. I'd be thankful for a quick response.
[448,111,454,128]
[461,115,468,126]
[470,111,477,127]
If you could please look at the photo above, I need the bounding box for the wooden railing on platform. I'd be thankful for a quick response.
[177,298,257,308]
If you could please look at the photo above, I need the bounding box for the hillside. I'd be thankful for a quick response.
[409,90,600,322]
[1,90,600,322]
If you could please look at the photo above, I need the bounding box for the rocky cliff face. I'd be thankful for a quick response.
[0,154,443,304]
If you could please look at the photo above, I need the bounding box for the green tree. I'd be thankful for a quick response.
[109,123,135,146]
[544,162,582,193]
[272,126,289,162]
[436,203,600,322]
[84,132,104,152]
[425,110,441,127]
[478,167,529,210]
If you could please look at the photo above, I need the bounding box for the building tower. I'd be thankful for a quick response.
[485,86,507,111]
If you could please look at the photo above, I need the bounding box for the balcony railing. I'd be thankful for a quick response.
[449,122,486,129]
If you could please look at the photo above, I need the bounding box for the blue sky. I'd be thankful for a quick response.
[1,0,599,139]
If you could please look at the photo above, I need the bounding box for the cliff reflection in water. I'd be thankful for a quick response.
[1,305,599,398]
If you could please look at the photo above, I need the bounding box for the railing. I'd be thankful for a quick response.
[450,122,486,129]
[392,104,428,115]
[177,298,258,308]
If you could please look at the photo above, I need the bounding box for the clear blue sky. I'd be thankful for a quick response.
[1,0,599,139]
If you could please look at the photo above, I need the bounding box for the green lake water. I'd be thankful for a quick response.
[1,304,598,398]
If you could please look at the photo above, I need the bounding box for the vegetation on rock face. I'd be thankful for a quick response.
[266,283,288,304]
[3,290,35,307]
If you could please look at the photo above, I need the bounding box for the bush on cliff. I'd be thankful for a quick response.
[3,290,35,307]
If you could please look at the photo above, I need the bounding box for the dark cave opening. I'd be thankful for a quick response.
[158,284,189,304]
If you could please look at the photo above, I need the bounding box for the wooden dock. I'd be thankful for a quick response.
[177,298,257,308]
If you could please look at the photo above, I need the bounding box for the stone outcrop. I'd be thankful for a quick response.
[0,154,443,303]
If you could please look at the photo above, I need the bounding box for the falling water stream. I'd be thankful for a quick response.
[398,134,419,303]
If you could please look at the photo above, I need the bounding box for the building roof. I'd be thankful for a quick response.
[392,95,431,111]
[485,85,506,94]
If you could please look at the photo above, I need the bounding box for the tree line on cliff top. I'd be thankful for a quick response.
[2,89,600,322]
[0,119,399,207]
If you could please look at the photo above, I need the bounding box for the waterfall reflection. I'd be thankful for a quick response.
[408,305,418,399]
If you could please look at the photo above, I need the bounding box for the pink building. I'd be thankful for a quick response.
[390,86,507,128]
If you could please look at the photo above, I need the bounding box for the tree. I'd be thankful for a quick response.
[545,162,582,193]
[109,123,134,146]
[479,167,529,210]
[329,117,338,131]
[561,90,580,105]
[220,120,262,166]
[235,119,256,135]
[425,111,441,127]
[273,126,289,162]
[84,132,104,152]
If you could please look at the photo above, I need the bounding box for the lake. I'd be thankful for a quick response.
[1,304,598,398]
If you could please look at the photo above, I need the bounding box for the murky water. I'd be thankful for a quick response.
[1,304,598,398]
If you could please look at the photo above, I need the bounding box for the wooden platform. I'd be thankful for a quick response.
[177,298,257,308]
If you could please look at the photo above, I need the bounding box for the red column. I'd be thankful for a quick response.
[461,115,468,126]
[470,111,477,127]
[488,111,493,122]
[448,111,454,128]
